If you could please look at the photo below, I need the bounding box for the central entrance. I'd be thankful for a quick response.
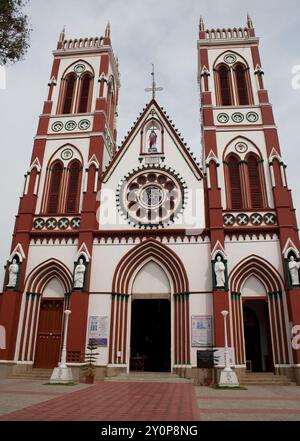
[130,299,171,372]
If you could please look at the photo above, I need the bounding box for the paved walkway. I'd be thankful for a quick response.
[0,378,300,421]
[0,380,199,421]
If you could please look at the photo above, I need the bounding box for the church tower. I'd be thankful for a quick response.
[0,24,120,365]
[198,15,300,378]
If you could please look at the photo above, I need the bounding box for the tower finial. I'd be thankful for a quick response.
[247,13,254,29]
[144,64,163,100]
[199,16,205,32]
[59,26,66,42]
[105,21,111,38]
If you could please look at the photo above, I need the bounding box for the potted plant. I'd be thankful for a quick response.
[81,340,99,384]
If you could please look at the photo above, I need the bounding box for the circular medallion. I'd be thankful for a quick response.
[224,54,237,64]
[118,169,184,227]
[58,218,70,230]
[236,213,249,226]
[235,142,248,154]
[61,148,74,161]
[51,121,63,132]
[65,120,77,131]
[264,213,277,225]
[78,119,91,130]
[46,218,57,230]
[33,218,45,230]
[231,113,244,123]
[217,113,229,124]
[250,213,263,226]
[246,112,259,123]
[74,64,86,74]
[71,217,81,229]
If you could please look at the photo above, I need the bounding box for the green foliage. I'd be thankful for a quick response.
[81,341,99,377]
[0,0,31,65]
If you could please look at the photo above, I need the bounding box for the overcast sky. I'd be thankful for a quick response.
[0,0,299,285]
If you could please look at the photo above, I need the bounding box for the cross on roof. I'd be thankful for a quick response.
[145,64,163,100]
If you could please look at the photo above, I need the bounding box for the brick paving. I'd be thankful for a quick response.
[1,379,300,421]
[0,381,199,421]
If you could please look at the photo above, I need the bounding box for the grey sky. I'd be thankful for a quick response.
[0,0,299,285]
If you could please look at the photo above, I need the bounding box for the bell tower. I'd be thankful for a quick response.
[0,24,120,363]
[198,15,300,370]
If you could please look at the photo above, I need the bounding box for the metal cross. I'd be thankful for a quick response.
[145,64,163,99]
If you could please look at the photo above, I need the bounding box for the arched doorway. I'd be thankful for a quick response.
[243,300,273,372]
[34,278,65,369]
[130,261,171,372]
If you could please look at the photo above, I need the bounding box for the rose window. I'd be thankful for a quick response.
[119,169,184,227]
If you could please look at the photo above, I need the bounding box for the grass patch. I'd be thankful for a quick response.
[214,385,248,390]
[43,382,78,386]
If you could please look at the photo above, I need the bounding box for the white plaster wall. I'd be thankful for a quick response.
[241,275,267,297]
[25,243,77,283]
[99,104,204,231]
[43,278,65,298]
[86,293,111,365]
[225,238,284,280]
[189,293,213,366]
[90,241,212,293]
[132,261,170,294]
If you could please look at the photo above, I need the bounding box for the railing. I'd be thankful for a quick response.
[62,37,104,50]
[205,27,249,40]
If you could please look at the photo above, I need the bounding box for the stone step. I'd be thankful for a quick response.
[8,369,53,380]
[238,373,295,385]
[105,372,193,383]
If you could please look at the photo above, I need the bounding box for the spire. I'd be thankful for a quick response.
[199,16,205,32]
[247,13,254,29]
[59,26,65,42]
[105,21,111,38]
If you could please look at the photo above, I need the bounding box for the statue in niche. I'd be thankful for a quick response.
[148,128,158,153]
[74,258,86,289]
[288,255,300,286]
[7,259,19,288]
[214,256,226,288]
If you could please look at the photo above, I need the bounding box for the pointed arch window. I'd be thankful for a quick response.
[47,162,63,214]
[228,155,243,209]
[66,160,81,213]
[78,73,92,113]
[247,154,263,209]
[217,65,232,106]
[62,73,76,114]
[235,64,250,105]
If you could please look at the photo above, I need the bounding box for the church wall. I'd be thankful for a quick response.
[90,241,212,293]
[225,237,284,280]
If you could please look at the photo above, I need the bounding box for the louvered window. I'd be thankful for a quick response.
[228,156,243,209]
[62,74,76,114]
[248,155,263,209]
[66,161,81,213]
[218,66,232,106]
[47,162,63,214]
[235,64,249,105]
[78,74,92,113]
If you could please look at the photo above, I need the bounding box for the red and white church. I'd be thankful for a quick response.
[1,16,300,384]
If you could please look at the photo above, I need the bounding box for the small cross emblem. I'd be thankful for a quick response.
[144,64,163,100]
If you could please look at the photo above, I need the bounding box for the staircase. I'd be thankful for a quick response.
[7,368,53,381]
[238,372,296,386]
[105,371,193,383]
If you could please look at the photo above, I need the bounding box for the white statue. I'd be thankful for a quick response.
[7,259,19,288]
[214,256,226,288]
[74,258,86,289]
[288,256,300,286]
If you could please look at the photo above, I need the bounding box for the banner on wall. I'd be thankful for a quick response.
[191,315,213,347]
[88,316,108,347]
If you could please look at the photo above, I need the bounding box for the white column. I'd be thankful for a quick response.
[59,309,72,368]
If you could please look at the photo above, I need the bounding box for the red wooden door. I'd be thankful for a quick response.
[34,300,64,368]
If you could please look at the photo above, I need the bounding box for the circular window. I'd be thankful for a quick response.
[235,142,248,154]
[61,148,74,161]
[118,169,184,227]
[74,64,86,74]
[224,54,237,64]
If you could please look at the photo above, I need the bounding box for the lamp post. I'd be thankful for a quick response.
[49,309,74,384]
[218,310,239,387]
[59,309,72,369]
[221,310,232,372]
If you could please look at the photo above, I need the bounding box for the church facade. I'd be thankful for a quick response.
[1,16,300,384]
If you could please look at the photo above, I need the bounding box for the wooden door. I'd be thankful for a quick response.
[34,299,63,368]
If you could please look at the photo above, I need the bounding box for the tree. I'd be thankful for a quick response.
[0,0,31,65]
